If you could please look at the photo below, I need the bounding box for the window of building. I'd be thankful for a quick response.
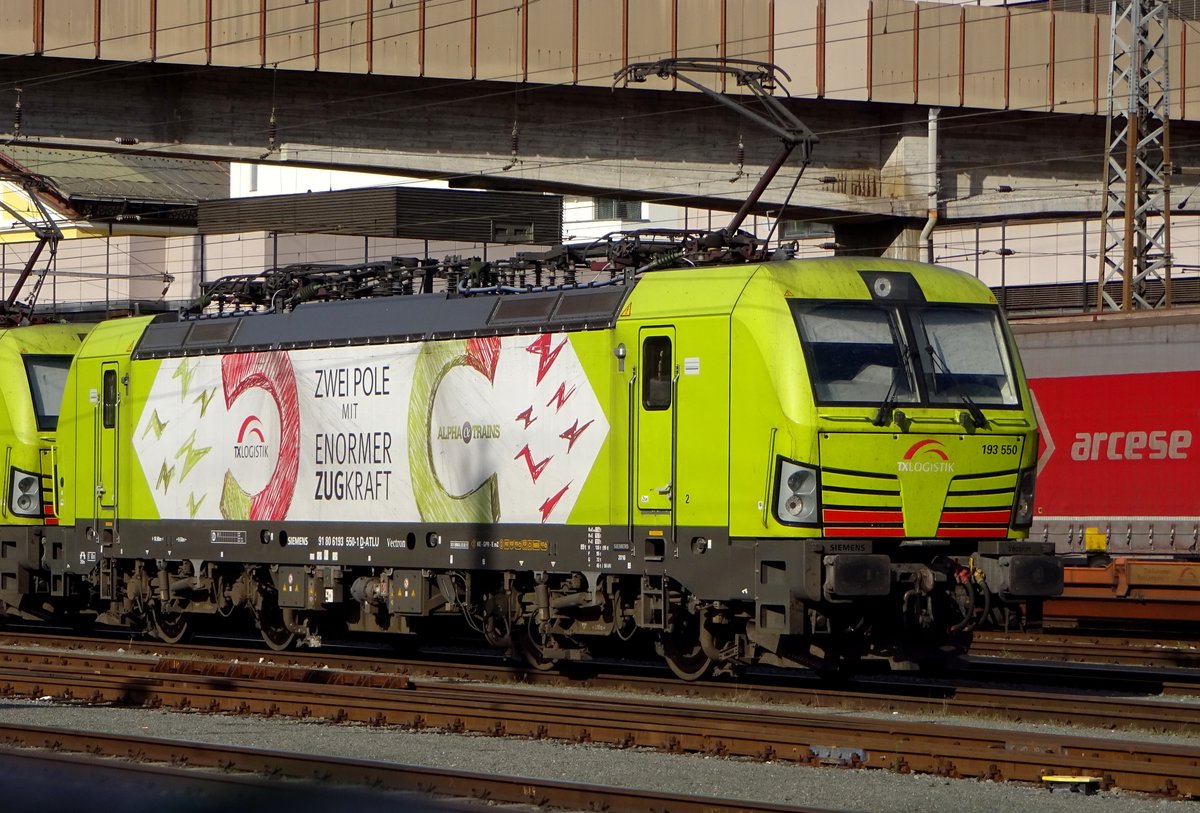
[781,220,835,241]
[593,198,644,222]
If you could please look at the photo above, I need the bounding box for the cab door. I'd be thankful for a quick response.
[636,329,676,517]
[93,362,120,535]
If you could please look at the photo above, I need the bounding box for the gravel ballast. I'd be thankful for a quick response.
[0,698,1194,813]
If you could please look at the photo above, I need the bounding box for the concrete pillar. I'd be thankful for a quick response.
[833,220,925,260]
[829,114,937,261]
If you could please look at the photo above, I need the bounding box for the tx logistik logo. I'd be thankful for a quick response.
[233,416,271,459]
[898,439,954,473]
[221,352,300,521]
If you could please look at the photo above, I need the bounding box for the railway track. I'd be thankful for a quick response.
[2,628,1198,717]
[0,632,1198,798]
[0,724,818,813]
[971,630,1200,669]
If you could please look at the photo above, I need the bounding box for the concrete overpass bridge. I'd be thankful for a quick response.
[2,0,1199,256]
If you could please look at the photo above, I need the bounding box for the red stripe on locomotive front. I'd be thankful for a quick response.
[939,510,1011,524]
[822,508,903,524]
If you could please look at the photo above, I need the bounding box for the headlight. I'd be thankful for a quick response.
[1011,467,1035,528]
[776,458,819,525]
[9,469,42,518]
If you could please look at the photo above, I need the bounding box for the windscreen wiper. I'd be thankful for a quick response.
[872,373,899,427]
[924,343,988,428]
[873,317,912,427]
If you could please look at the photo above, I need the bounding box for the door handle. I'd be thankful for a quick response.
[656,483,672,496]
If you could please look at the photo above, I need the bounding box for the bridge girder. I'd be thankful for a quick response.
[3,56,1200,230]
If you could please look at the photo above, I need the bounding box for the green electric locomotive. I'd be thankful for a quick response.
[34,255,1060,677]
[0,322,89,621]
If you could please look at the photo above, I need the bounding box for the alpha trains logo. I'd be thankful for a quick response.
[898,439,954,473]
[135,333,608,526]
[437,421,502,444]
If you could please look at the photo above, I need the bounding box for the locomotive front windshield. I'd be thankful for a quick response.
[24,355,73,431]
[792,301,1019,408]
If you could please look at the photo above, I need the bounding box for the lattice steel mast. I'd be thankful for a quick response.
[1097,0,1173,311]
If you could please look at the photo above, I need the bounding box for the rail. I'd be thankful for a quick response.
[1,633,1200,797]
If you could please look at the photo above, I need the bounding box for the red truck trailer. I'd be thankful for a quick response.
[1011,308,1200,626]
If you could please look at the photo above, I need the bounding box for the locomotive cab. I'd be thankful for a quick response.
[0,323,91,622]
[587,256,1064,676]
[727,260,1061,669]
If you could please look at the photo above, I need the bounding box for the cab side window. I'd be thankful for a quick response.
[642,336,672,410]
[102,369,117,429]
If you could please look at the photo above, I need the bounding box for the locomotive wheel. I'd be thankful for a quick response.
[660,617,714,681]
[520,620,560,671]
[151,609,191,644]
[258,604,296,651]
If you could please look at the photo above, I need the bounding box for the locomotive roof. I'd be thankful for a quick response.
[0,322,91,354]
[128,256,994,360]
[131,282,633,360]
